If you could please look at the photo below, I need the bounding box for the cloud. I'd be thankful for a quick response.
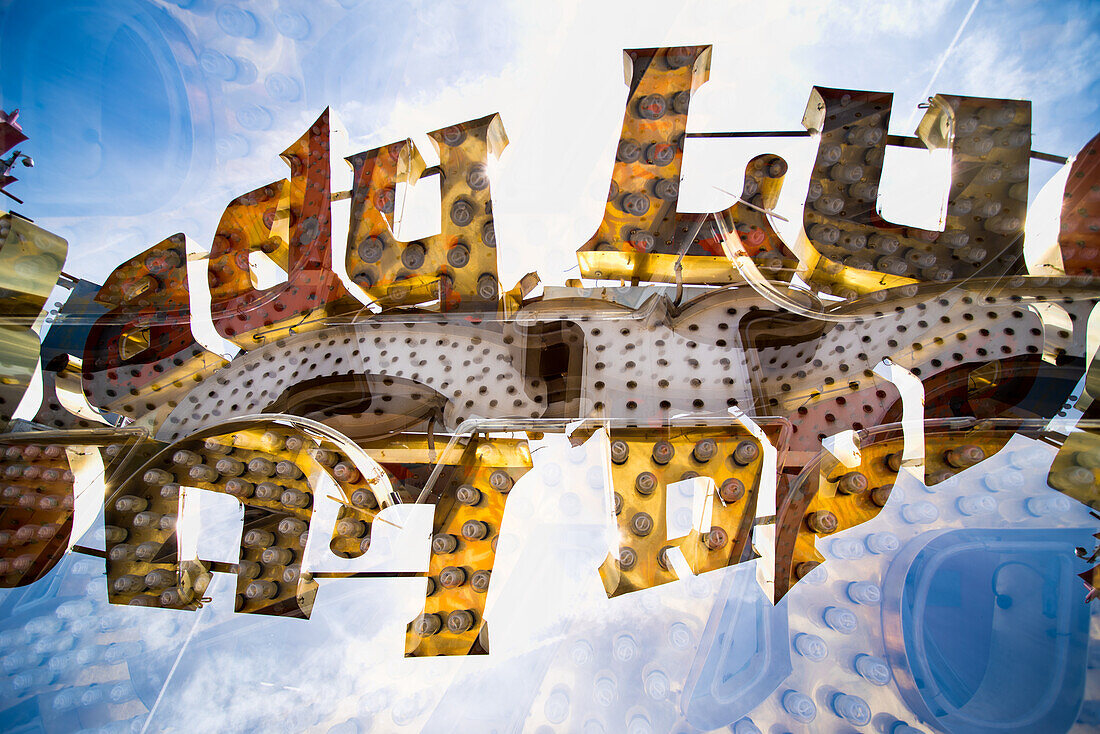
[10,0,1100,301]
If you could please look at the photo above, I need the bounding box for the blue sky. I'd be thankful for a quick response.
[1,0,1098,291]
[1,2,1099,728]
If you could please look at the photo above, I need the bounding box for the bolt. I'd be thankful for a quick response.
[616,139,641,163]
[733,440,759,466]
[1073,450,1100,470]
[470,570,491,593]
[928,469,954,485]
[488,470,513,493]
[413,613,441,637]
[351,488,378,509]
[143,469,173,485]
[466,163,489,191]
[782,690,817,723]
[254,482,282,501]
[610,439,630,465]
[672,90,691,115]
[870,486,892,506]
[636,93,667,120]
[261,547,293,566]
[621,192,650,216]
[806,510,838,534]
[847,581,881,605]
[644,142,674,166]
[461,520,489,541]
[215,457,245,476]
[171,450,201,467]
[832,693,871,725]
[619,546,637,571]
[308,448,338,467]
[357,236,384,263]
[450,199,474,227]
[245,580,278,600]
[248,457,275,476]
[374,186,396,213]
[657,545,675,570]
[446,609,475,634]
[855,654,891,685]
[441,126,466,146]
[114,495,148,513]
[401,242,426,270]
[628,229,655,252]
[335,518,366,538]
[476,273,498,300]
[885,452,903,472]
[332,462,360,483]
[431,533,457,555]
[795,561,820,579]
[703,526,728,550]
[236,561,261,579]
[455,484,482,506]
[112,574,146,594]
[613,492,623,515]
[635,471,657,495]
[281,488,310,508]
[794,633,828,661]
[446,244,470,269]
[652,441,674,465]
[275,460,302,480]
[654,178,678,200]
[665,46,696,69]
[243,529,275,548]
[630,512,653,537]
[278,518,307,536]
[945,444,985,469]
[225,477,255,499]
[836,472,868,495]
[438,566,466,588]
[1051,466,1096,492]
[692,438,717,463]
[718,478,745,503]
[203,439,233,455]
[107,544,135,562]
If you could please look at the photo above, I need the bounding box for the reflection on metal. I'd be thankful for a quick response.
[208,109,357,349]
[1058,132,1100,276]
[774,419,1029,600]
[801,88,1031,297]
[884,529,1092,734]
[1049,428,1100,510]
[82,234,227,430]
[1,32,1100,733]
[0,213,66,428]
[576,47,797,285]
[102,417,390,617]
[401,434,531,656]
[0,429,148,586]
[346,114,508,312]
[597,423,781,597]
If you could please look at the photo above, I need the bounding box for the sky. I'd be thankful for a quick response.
[1,2,1099,729]
[1,0,1099,295]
